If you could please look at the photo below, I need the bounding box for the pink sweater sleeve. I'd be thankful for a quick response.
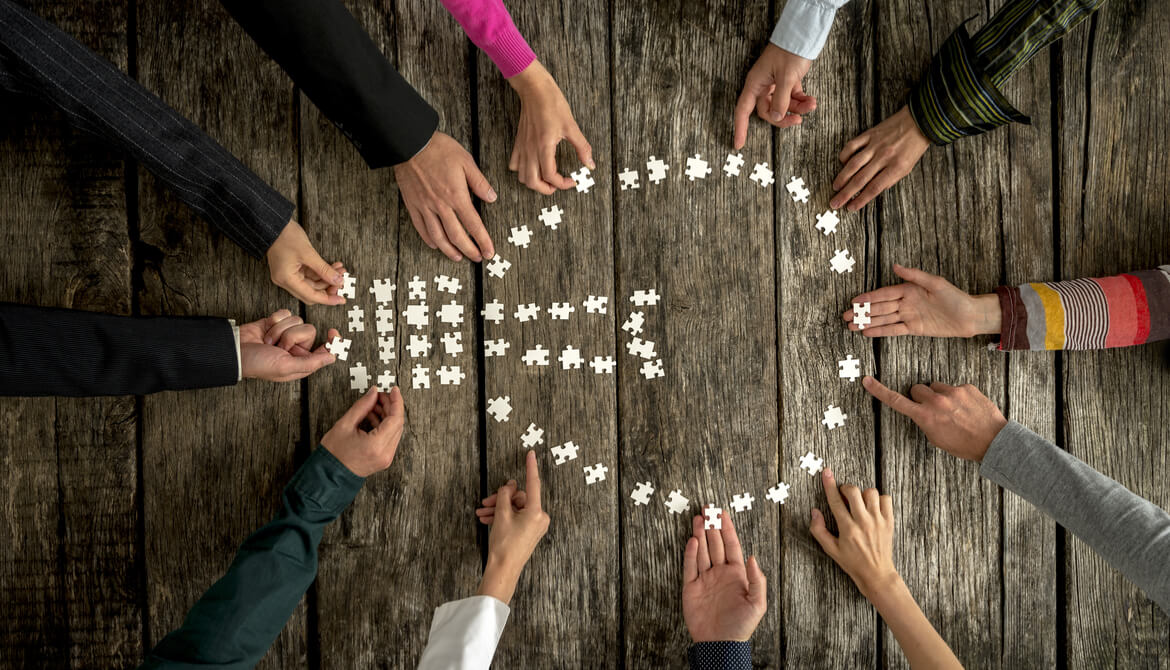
[440,0,536,78]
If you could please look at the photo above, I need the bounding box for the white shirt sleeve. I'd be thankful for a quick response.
[416,596,511,670]
[228,319,242,382]
[769,0,851,60]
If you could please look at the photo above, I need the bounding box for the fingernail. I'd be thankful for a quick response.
[332,273,342,283]
[454,255,463,262]
[588,159,596,169]
[811,508,821,520]
[824,468,833,479]
[487,189,498,202]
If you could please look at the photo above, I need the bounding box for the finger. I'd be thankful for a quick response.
[845,166,900,212]
[567,125,595,170]
[508,141,520,173]
[775,112,804,129]
[494,482,516,522]
[838,132,871,165]
[831,151,875,205]
[477,514,494,525]
[790,90,817,114]
[732,84,758,149]
[524,450,542,511]
[880,494,894,522]
[263,312,302,344]
[706,513,726,565]
[684,537,700,584]
[364,409,381,428]
[821,468,850,525]
[481,493,498,506]
[464,158,497,204]
[372,387,405,441]
[843,296,903,322]
[850,284,909,308]
[407,206,437,250]
[438,207,482,263]
[522,149,556,195]
[275,348,335,380]
[693,514,711,572]
[754,87,773,128]
[846,312,904,331]
[284,273,344,306]
[862,376,926,422]
[835,159,885,210]
[260,309,293,334]
[510,490,528,510]
[892,264,949,292]
[423,210,461,261]
[337,386,381,430]
[277,323,317,353]
[930,382,957,394]
[537,144,569,193]
[721,512,745,566]
[768,85,793,124]
[863,488,881,515]
[909,383,936,404]
[475,506,495,517]
[840,484,866,519]
[808,508,839,557]
[855,323,912,338]
[304,248,343,288]
[746,556,767,604]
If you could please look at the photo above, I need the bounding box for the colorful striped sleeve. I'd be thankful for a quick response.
[995,266,1170,351]
[908,0,1106,145]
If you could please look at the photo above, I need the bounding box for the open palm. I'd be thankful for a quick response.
[843,264,991,338]
[682,512,767,642]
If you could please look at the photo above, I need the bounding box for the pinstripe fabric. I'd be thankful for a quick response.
[0,0,293,259]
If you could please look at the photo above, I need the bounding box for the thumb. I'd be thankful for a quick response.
[372,386,405,438]
[494,483,516,522]
[336,387,381,430]
[808,508,839,559]
[746,556,767,603]
[276,349,335,379]
[892,264,943,291]
[305,248,342,287]
[465,159,497,203]
[768,84,793,123]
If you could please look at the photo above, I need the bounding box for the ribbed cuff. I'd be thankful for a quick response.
[979,420,1036,491]
[769,0,840,60]
[486,29,537,79]
[688,640,752,669]
[994,285,1028,351]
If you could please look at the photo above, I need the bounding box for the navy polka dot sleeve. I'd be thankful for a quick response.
[688,641,752,669]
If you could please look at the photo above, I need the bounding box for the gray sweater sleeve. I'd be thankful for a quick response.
[980,421,1170,613]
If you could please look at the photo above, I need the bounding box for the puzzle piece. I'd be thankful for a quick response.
[485,255,511,279]
[629,289,661,306]
[571,166,595,193]
[378,336,395,363]
[325,335,351,361]
[646,156,669,184]
[411,364,430,390]
[723,152,745,177]
[583,295,609,314]
[375,306,395,334]
[640,359,664,380]
[786,175,810,203]
[799,451,824,476]
[626,337,656,360]
[749,162,774,187]
[437,365,465,386]
[369,278,395,303]
[838,355,861,382]
[507,225,533,249]
[551,441,579,465]
[589,356,616,374]
[486,396,512,422]
[830,249,856,274]
[513,303,540,322]
[621,311,645,336]
[339,272,357,299]
[440,331,463,356]
[630,481,655,505]
[376,370,396,390]
[815,210,840,235]
[558,345,583,370]
[349,363,369,392]
[730,493,755,512]
[547,302,575,320]
[618,168,640,190]
[521,423,545,448]
[766,482,790,504]
[684,154,712,181]
[484,339,510,357]
[522,345,550,367]
[584,463,608,485]
[407,334,432,358]
[821,404,848,430]
[665,490,690,515]
[347,304,365,333]
[408,275,426,300]
[538,205,564,230]
[402,303,429,330]
[437,300,464,327]
[435,275,462,295]
[852,302,871,330]
[703,504,723,530]
[481,299,505,324]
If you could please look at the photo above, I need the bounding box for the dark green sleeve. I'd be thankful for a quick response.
[139,447,365,670]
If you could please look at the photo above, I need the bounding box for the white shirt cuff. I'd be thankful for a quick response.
[416,596,510,670]
[769,0,846,60]
[228,319,242,382]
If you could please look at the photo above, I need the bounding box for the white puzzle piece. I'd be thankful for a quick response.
[481,299,505,324]
[749,162,774,187]
[513,303,540,322]
[786,175,810,203]
[485,255,511,279]
[584,463,608,485]
[684,154,712,180]
[640,359,664,379]
[558,345,583,370]
[522,345,550,367]
[339,272,357,300]
[815,210,840,235]
[838,355,862,382]
[852,301,872,329]
[618,168,640,190]
[621,311,645,336]
[378,336,395,363]
[589,356,616,374]
[829,249,856,274]
[484,339,510,357]
[407,334,432,358]
[375,306,395,334]
[486,395,512,422]
[402,303,429,330]
[703,504,723,529]
[800,451,824,476]
[437,300,464,327]
[551,441,579,465]
[507,225,533,249]
[629,289,661,306]
[349,362,369,392]
[547,302,575,320]
[435,275,461,295]
[411,364,430,390]
[583,295,609,314]
[408,275,426,301]
[646,156,669,184]
[766,482,790,504]
[730,493,755,512]
[631,481,655,505]
[347,304,365,333]
[521,423,545,449]
[437,365,465,386]
[723,152,745,177]
[376,370,396,390]
[539,205,564,230]
[665,489,690,515]
[369,278,395,303]
[626,337,656,360]
[821,404,848,429]
[440,331,463,356]
[325,335,351,361]
[571,167,595,193]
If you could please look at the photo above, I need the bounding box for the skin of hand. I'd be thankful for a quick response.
[239,309,339,382]
[842,264,1001,338]
[394,132,497,263]
[809,469,963,670]
[266,220,346,306]
[733,43,816,149]
[320,386,405,478]
[863,376,1008,462]
[830,105,931,212]
[682,511,768,643]
[474,450,550,605]
[506,60,594,195]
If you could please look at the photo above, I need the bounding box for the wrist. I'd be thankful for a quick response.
[970,294,1002,335]
[478,554,523,605]
[858,569,906,606]
[507,60,551,97]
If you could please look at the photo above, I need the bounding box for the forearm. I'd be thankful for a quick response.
[867,577,963,669]
[141,447,364,669]
[417,595,510,670]
[971,0,1108,86]
[440,0,535,78]
[769,0,851,60]
[981,422,1170,613]
[0,0,291,258]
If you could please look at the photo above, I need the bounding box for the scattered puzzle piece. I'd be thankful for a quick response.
[626,337,656,360]
[522,345,550,367]
[571,166,595,193]
[349,362,369,392]
[730,493,755,512]
[830,249,856,274]
[325,335,351,361]
[437,365,465,386]
[629,289,661,306]
[640,359,664,379]
[558,345,583,370]
[507,225,533,249]
[486,255,511,279]
[435,275,461,295]
[486,396,512,422]
[749,162,774,187]
[347,304,365,333]
[369,278,395,303]
[411,364,430,390]
[547,302,575,320]
[551,441,579,465]
[852,302,871,330]
[481,299,505,324]
[703,504,723,529]
[408,275,426,301]
[618,168,640,190]
[539,205,564,230]
[378,336,395,363]
[838,355,861,382]
[521,423,545,448]
[815,210,840,235]
[339,272,357,300]
[631,481,655,505]
[621,311,645,336]
[583,295,609,314]
[786,175,810,203]
[375,306,395,334]
[665,490,690,515]
[589,356,616,374]
[440,331,463,355]
[407,334,432,358]
[766,482,790,504]
[584,463,608,485]
[684,153,712,180]
[821,404,848,429]
[646,156,669,184]
[402,303,429,330]
[438,300,464,327]
[484,339,510,357]
[376,370,396,389]
[514,303,539,322]
[723,152,745,177]
[800,451,824,476]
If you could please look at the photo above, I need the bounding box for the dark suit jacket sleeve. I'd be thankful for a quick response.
[220,0,440,169]
[0,303,239,397]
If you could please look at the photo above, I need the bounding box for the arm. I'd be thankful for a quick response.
[769,0,852,61]
[416,596,510,670]
[981,422,1170,612]
[439,0,535,78]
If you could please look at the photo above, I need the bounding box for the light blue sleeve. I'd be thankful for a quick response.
[769,0,852,60]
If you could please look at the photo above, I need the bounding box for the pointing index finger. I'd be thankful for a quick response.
[524,450,542,511]
[862,376,926,423]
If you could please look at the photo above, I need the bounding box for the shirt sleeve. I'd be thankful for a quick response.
[440,0,536,78]
[907,0,1106,145]
[416,595,511,670]
[687,641,753,669]
[994,265,1170,350]
[980,421,1170,614]
[769,0,851,60]
[139,447,365,670]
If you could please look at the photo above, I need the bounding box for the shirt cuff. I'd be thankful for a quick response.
[907,22,1030,145]
[286,447,366,519]
[687,640,752,669]
[486,30,537,79]
[769,0,841,60]
[229,319,242,381]
[978,420,1035,489]
[417,595,511,670]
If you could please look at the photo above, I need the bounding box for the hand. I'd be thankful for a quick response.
[320,386,405,477]
[239,309,339,382]
[682,511,767,642]
[863,376,1008,462]
[843,264,1001,338]
[394,132,496,262]
[475,450,549,605]
[507,61,594,195]
[266,220,346,305]
[733,43,816,149]
[809,468,898,599]
[830,106,931,211]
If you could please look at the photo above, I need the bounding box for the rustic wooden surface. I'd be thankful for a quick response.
[0,0,1167,668]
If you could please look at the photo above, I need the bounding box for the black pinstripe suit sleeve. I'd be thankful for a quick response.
[219,0,440,169]
[0,0,293,259]
[0,303,239,397]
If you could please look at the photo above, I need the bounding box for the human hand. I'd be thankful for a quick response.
[733,43,816,149]
[266,220,345,305]
[809,468,898,599]
[863,376,1008,462]
[320,386,405,477]
[843,264,1001,338]
[239,309,339,382]
[507,60,594,195]
[682,511,767,642]
[475,450,549,605]
[394,132,496,262]
[830,106,931,211]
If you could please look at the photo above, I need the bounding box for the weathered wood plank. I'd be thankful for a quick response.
[612,1,780,665]
[135,2,305,667]
[875,2,1006,666]
[0,2,139,667]
[1059,5,1170,666]
[475,0,618,665]
[307,1,482,666]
